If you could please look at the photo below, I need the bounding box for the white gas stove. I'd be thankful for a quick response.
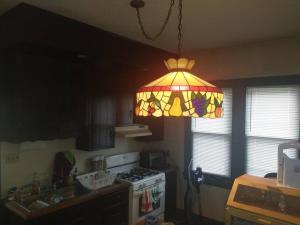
[105,152,165,225]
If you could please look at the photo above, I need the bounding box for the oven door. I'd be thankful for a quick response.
[131,182,165,225]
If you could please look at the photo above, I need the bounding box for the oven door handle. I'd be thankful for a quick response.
[134,191,165,197]
[136,182,165,191]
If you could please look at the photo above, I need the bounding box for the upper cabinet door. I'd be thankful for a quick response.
[92,95,116,149]
[76,95,116,151]
[76,61,117,151]
[116,93,134,126]
[0,48,80,142]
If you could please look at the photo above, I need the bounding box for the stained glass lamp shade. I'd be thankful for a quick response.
[135,58,224,117]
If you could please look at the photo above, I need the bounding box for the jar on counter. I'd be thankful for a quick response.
[91,155,105,171]
[31,173,41,195]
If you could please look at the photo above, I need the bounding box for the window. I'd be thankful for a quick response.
[191,88,232,177]
[245,86,300,176]
[188,75,300,188]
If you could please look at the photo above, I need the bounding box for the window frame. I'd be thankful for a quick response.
[191,88,233,184]
[185,74,300,189]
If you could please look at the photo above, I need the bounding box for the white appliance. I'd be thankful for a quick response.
[76,170,116,190]
[277,142,300,189]
[105,152,165,225]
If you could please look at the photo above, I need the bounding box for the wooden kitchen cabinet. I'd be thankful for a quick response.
[124,109,165,142]
[75,59,167,149]
[0,45,81,142]
[134,116,164,141]
[115,91,164,141]
[76,95,116,151]
[0,3,174,145]
[75,60,118,151]
[113,64,165,141]
[116,92,134,126]
[164,168,177,217]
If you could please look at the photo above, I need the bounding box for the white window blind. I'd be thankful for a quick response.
[246,86,300,177]
[192,88,232,177]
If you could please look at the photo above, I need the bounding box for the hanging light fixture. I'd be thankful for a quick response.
[132,0,224,118]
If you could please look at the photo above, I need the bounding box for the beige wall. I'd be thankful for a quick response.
[0,137,161,197]
[160,118,230,222]
[187,36,300,80]
[161,36,300,222]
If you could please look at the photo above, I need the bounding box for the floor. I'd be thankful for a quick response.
[166,209,224,225]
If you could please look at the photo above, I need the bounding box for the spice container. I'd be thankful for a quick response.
[91,155,105,171]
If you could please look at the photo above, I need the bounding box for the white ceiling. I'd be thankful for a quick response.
[1,0,300,52]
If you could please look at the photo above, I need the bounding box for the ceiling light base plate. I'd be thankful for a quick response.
[130,0,145,9]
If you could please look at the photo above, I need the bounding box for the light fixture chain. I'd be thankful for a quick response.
[135,0,175,41]
[177,0,183,56]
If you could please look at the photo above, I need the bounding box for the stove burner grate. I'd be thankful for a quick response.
[117,168,160,182]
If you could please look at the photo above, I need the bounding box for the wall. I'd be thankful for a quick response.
[161,36,300,222]
[160,118,229,222]
[0,137,159,198]
[187,36,300,80]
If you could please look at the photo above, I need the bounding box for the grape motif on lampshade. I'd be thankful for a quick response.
[135,58,224,118]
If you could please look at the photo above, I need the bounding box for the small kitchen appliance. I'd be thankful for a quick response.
[277,142,300,189]
[139,150,177,217]
[105,152,166,225]
[140,150,167,170]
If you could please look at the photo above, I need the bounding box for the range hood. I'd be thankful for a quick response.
[115,124,152,138]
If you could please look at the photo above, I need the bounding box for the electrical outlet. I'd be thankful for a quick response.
[5,152,20,164]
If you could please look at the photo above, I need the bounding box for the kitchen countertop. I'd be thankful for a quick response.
[5,182,129,220]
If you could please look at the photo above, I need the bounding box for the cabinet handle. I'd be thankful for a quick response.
[110,128,114,139]
[129,110,133,121]
[257,218,272,224]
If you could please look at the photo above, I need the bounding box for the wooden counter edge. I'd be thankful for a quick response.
[226,206,298,225]
[5,182,129,220]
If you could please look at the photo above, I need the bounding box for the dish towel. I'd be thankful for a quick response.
[141,189,153,213]
[152,187,161,204]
